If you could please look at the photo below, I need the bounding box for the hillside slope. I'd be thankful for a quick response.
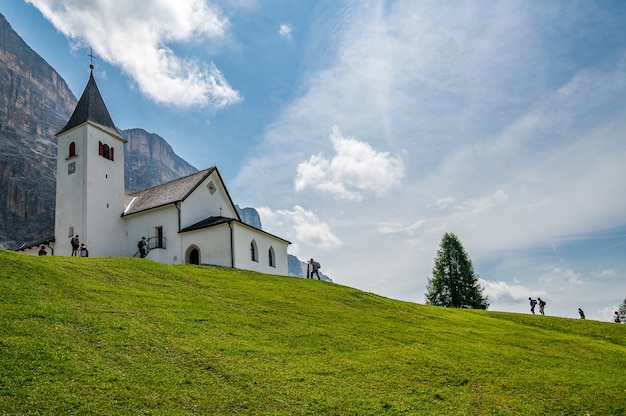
[0,249,624,415]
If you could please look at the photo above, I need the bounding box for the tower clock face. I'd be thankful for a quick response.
[68,161,76,175]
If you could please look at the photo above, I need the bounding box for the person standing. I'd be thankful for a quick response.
[138,236,148,258]
[529,297,537,315]
[38,246,47,256]
[614,311,621,323]
[578,308,585,319]
[538,297,546,315]
[70,235,80,256]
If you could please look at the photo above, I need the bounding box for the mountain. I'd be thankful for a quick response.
[0,13,197,248]
[0,13,75,248]
[122,128,197,193]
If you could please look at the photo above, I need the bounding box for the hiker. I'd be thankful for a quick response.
[308,258,321,280]
[529,297,537,315]
[79,243,89,257]
[578,308,585,319]
[138,236,148,258]
[38,246,47,256]
[70,235,80,256]
[614,311,621,323]
[538,297,546,315]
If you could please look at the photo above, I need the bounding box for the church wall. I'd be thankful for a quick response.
[180,171,237,229]
[55,127,87,256]
[180,223,233,267]
[83,125,127,257]
[232,223,289,275]
[124,204,182,263]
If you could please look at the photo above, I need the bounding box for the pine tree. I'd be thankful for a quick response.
[425,232,489,309]
[618,299,626,322]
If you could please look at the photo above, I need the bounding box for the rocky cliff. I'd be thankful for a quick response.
[0,13,75,248]
[122,128,197,193]
[0,13,196,248]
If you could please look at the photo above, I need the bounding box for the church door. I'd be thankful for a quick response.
[188,248,200,265]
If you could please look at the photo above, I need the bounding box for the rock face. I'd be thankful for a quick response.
[122,128,197,193]
[0,14,75,248]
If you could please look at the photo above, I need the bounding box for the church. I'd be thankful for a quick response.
[27,65,290,276]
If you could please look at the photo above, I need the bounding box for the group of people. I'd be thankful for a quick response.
[70,235,89,257]
[528,297,547,315]
[529,297,623,323]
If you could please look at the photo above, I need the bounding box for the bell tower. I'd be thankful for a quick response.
[54,64,127,256]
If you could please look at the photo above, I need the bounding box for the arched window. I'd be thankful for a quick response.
[250,240,258,262]
[68,226,74,238]
[69,142,76,157]
[268,246,275,267]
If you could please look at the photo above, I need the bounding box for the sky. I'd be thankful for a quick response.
[2,0,625,321]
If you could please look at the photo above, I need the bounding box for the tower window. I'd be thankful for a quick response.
[69,142,76,157]
[98,141,114,161]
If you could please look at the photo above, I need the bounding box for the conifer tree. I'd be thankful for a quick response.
[425,232,489,309]
[618,299,626,322]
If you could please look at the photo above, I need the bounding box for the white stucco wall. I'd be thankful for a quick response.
[124,204,182,263]
[180,171,237,229]
[232,222,289,275]
[180,222,234,267]
[83,125,127,257]
[55,127,87,256]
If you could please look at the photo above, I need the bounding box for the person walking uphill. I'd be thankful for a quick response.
[538,297,546,315]
[529,297,537,315]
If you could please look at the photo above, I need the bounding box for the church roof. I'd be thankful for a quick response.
[122,167,238,217]
[57,70,124,140]
[180,215,291,244]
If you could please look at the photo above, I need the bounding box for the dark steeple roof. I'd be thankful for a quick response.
[57,70,123,140]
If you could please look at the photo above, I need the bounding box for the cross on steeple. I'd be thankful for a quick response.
[87,48,96,69]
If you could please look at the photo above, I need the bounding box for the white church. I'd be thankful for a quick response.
[25,67,290,275]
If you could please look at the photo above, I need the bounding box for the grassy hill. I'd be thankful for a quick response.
[1,249,624,415]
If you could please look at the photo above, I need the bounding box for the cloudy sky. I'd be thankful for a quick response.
[3,0,625,321]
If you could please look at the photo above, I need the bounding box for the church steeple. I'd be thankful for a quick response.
[57,69,123,140]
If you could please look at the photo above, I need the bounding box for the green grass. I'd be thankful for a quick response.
[0,249,624,415]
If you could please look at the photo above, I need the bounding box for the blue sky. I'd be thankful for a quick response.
[2,0,625,321]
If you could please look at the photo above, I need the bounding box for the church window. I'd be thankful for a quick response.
[98,141,114,161]
[69,142,76,157]
[250,240,258,262]
[268,246,275,267]
[68,161,76,175]
[68,226,74,238]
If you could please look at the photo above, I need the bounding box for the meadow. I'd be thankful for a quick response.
[0,249,624,415]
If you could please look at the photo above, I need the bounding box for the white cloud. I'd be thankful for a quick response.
[480,279,538,302]
[294,126,404,201]
[540,268,583,285]
[27,0,241,108]
[279,24,292,40]
[257,205,342,252]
